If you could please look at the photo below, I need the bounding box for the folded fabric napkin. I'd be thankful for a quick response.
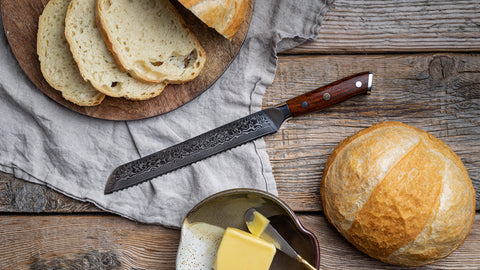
[0,0,331,228]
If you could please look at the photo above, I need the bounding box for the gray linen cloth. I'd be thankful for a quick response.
[0,0,331,228]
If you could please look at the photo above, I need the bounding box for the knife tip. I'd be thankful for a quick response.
[103,184,115,195]
[104,174,119,195]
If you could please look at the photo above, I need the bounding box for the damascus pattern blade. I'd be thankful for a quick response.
[105,107,287,194]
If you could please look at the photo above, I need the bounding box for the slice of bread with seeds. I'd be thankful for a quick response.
[65,0,167,100]
[37,0,105,106]
[96,0,206,84]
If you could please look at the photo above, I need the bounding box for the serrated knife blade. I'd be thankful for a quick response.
[104,72,373,194]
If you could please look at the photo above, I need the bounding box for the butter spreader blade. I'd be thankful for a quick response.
[245,208,316,270]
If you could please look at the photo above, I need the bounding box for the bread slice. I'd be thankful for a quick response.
[96,0,206,84]
[178,0,248,40]
[37,0,105,106]
[65,0,166,100]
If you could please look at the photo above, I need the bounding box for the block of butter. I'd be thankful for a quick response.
[246,210,270,237]
[214,227,276,270]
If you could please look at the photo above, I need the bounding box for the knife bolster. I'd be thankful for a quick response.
[274,103,292,120]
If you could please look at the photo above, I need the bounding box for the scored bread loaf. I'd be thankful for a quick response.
[178,0,248,40]
[96,0,206,84]
[37,0,104,106]
[321,121,476,266]
[65,0,166,100]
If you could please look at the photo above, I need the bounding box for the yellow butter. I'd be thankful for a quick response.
[214,227,276,270]
[246,210,270,237]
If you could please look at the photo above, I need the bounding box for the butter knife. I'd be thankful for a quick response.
[245,208,316,270]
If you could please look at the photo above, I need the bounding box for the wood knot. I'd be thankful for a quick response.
[14,184,47,212]
[31,250,121,270]
[428,55,456,82]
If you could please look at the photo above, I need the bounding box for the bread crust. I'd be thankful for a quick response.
[321,121,476,266]
[222,0,249,39]
[95,6,128,76]
[178,0,202,8]
[178,0,248,40]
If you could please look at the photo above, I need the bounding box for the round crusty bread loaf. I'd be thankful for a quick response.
[320,121,475,266]
[178,0,248,40]
[96,0,206,84]
[37,0,104,106]
[65,0,166,100]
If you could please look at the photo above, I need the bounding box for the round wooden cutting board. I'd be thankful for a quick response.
[1,0,253,120]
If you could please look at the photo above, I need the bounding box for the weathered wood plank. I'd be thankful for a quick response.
[287,0,480,54]
[264,53,480,211]
[0,215,180,269]
[1,53,479,213]
[0,171,98,213]
[0,214,478,269]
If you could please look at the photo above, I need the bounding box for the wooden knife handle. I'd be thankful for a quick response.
[285,72,372,118]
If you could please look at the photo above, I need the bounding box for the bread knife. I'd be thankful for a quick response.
[104,72,373,194]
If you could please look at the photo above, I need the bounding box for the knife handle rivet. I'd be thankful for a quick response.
[301,101,308,108]
[323,93,331,101]
[356,81,363,88]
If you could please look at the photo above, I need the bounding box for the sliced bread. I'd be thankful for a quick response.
[65,0,166,100]
[178,0,248,40]
[37,0,105,106]
[96,0,206,84]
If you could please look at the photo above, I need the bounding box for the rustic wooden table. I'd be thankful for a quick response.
[1,0,479,269]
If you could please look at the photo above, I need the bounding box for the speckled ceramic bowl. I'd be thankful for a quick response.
[176,188,319,269]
